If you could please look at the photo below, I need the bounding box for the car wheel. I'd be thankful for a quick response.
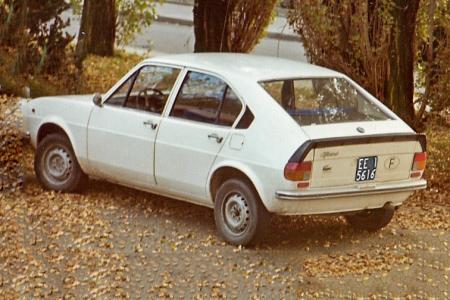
[345,203,395,232]
[214,178,270,246]
[34,133,88,192]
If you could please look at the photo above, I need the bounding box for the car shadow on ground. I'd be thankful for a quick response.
[66,177,374,250]
[21,145,375,252]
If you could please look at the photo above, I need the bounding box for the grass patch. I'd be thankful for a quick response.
[79,51,143,94]
[0,47,144,98]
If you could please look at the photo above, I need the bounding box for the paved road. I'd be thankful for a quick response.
[135,21,307,60]
[62,3,307,61]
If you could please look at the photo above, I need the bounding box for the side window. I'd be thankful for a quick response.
[170,71,242,126]
[107,65,180,114]
[170,72,226,124]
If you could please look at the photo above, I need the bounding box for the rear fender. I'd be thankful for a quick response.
[207,160,271,210]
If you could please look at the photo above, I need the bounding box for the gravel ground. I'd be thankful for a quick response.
[1,162,449,299]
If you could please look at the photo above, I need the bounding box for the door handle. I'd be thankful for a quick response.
[208,133,223,143]
[143,120,157,130]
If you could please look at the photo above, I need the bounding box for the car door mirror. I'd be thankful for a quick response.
[93,93,103,107]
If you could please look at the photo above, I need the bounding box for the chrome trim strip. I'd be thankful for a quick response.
[275,180,427,201]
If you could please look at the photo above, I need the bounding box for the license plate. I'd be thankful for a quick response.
[355,156,378,182]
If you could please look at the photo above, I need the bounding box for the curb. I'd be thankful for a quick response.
[155,16,299,42]
[164,0,289,17]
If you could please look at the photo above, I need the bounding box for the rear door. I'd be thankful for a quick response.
[155,70,243,201]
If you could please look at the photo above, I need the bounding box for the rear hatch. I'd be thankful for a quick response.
[260,76,426,188]
[300,122,424,188]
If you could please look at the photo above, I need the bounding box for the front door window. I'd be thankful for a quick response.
[107,65,181,114]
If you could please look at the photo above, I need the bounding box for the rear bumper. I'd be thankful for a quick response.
[275,179,427,201]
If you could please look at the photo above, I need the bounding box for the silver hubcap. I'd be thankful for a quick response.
[223,193,250,234]
[43,146,72,185]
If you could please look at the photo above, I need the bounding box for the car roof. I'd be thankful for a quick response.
[145,53,342,82]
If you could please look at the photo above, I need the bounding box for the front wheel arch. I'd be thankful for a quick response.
[37,123,70,146]
[36,122,84,170]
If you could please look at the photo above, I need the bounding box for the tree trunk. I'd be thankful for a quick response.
[76,0,115,65]
[193,0,229,52]
[13,0,29,75]
[417,0,436,120]
[385,0,420,127]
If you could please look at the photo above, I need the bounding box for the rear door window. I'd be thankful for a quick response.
[170,71,243,126]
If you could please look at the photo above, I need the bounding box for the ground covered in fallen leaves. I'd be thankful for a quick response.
[1,161,448,299]
[1,80,449,298]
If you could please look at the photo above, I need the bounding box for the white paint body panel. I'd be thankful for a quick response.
[86,105,160,188]
[154,117,231,203]
[20,53,426,216]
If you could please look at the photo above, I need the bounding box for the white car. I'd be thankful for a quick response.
[20,53,427,245]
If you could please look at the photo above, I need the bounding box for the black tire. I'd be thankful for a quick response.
[345,204,395,232]
[214,178,270,246]
[34,133,88,192]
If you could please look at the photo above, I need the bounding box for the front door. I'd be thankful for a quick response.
[155,71,244,201]
[87,64,181,188]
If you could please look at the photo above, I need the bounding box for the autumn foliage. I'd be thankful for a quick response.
[0,95,25,193]
[289,0,420,125]
[289,0,450,126]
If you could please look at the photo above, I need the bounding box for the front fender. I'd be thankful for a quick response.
[33,116,89,172]
[36,117,79,152]
[24,96,93,171]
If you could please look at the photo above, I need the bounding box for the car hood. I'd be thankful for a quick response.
[59,95,96,102]
[31,94,96,103]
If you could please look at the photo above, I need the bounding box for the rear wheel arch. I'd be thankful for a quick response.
[209,166,266,207]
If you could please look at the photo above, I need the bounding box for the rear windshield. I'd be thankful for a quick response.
[260,78,391,126]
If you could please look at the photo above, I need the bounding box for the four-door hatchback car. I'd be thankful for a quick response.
[20,53,427,245]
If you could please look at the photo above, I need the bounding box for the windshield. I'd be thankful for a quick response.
[260,77,391,126]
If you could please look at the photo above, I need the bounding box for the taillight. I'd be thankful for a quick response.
[284,161,312,188]
[410,152,426,178]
